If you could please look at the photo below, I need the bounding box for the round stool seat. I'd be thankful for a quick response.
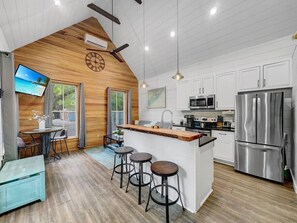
[151,161,178,177]
[130,153,152,163]
[114,146,134,154]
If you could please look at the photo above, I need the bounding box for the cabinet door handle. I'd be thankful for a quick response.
[219,133,227,135]
[216,101,218,107]
[263,79,266,87]
[199,88,201,94]
[257,80,260,88]
[202,88,204,94]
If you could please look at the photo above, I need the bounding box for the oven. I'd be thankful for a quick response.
[189,95,215,109]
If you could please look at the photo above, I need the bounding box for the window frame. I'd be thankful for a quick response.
[109,88,129,132]
[52,81,80,139]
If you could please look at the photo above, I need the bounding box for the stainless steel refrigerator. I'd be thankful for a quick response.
[235,92,288,183]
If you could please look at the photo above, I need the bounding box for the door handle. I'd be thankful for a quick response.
[202,88,204,94]
[219,133,227,135]
[199,88,201,94]
[257,80,260,88]
[263,79,266,87]
[216,101,218,107]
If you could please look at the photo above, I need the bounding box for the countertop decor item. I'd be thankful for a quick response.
[147,87,166,109]
[30,110,48,129]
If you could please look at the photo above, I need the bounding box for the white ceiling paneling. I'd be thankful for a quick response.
[0,0,297,81]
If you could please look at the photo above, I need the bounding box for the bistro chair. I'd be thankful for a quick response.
[17,137,40,159]
[50,129,70,155]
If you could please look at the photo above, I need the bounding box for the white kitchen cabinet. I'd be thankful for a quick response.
[191,78,202,95]
[191,75,214,95]
[212,130,235,165]
[238,66,261,91]
[263,61,290,89]
[215,72,236,110]
[176,80,191,110]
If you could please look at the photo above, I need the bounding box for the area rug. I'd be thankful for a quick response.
[84,146,118,170]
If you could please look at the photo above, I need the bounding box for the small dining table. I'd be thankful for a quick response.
[20,127,63,159]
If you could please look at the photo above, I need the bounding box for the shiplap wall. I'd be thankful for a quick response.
[139,35,297,124]
[291,44,297,192]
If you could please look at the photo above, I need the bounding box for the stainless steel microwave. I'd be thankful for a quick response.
[189,94,215,109]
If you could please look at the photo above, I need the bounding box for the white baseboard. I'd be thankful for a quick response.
[290,169,297,194]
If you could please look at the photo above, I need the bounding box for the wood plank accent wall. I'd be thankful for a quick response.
[14,17,139,151]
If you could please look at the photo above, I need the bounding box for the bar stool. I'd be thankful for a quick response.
[111,146,134,188]
[145,161,185,223]
[126,152,154,204]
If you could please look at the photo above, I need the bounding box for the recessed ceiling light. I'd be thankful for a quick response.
[54,0,61,6]
[170,31,176,37]
[210,7,217,16]
[145,46,149,51]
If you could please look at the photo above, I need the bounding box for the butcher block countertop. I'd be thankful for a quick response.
[119,124,203,142]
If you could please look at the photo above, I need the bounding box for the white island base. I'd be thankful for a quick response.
[124,129,214,213]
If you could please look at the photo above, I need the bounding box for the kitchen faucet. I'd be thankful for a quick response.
[161,109,173,129]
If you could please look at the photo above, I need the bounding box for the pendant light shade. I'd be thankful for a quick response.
[172,0,184,81]
[141,80,149,88]
[172,71,184,80]
[140,0,149,88]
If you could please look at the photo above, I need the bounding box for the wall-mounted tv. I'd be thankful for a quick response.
[14,65,50,97]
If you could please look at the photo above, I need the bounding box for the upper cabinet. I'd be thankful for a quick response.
[191,75,214,95]
[216,72,236,110]
[238,66,261,91]
[176,80,191,111]
[263,61,290,89]
[237,60,291,92]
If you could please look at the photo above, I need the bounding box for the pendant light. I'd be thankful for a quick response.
[172,0,184,80]
[141,0,149,88]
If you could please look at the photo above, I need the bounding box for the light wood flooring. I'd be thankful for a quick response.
[1,150,297,223]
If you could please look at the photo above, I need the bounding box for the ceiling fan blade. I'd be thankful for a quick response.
[135,0,142,4]
[113,44,129,53]
[86,48,109,53]
[111,52,124,62]
[87,3,121,25]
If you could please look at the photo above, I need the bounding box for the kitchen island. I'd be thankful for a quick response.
[119,124,216,213]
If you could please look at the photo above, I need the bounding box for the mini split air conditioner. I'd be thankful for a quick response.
[84,33,108,49]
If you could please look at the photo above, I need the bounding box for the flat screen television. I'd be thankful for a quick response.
[14,64,50,97]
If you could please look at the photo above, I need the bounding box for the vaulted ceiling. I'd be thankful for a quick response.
[1,0,297,80]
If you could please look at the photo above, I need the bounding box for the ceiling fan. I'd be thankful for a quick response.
[87,44,129,63]
[87,1,129,62]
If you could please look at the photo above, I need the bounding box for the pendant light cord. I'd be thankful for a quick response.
[176,0,179,73]
[143,0,146,81]
[112,0,114,41]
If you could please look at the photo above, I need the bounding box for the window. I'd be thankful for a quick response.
[111,91,126,132]
[52,83,78,138]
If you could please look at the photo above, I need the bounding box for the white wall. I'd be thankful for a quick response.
[291,43,297,192]
[139,35,296,124]
[0,28,10,52]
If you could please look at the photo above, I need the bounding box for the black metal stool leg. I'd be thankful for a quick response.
[161,177,164,197]
[138,163,143,204]
[177,173,185,211]
[165,176,169,223]
[111,154,117,180]
[145,173,153,212]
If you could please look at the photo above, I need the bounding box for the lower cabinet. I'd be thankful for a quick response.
[212,130,235,165]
